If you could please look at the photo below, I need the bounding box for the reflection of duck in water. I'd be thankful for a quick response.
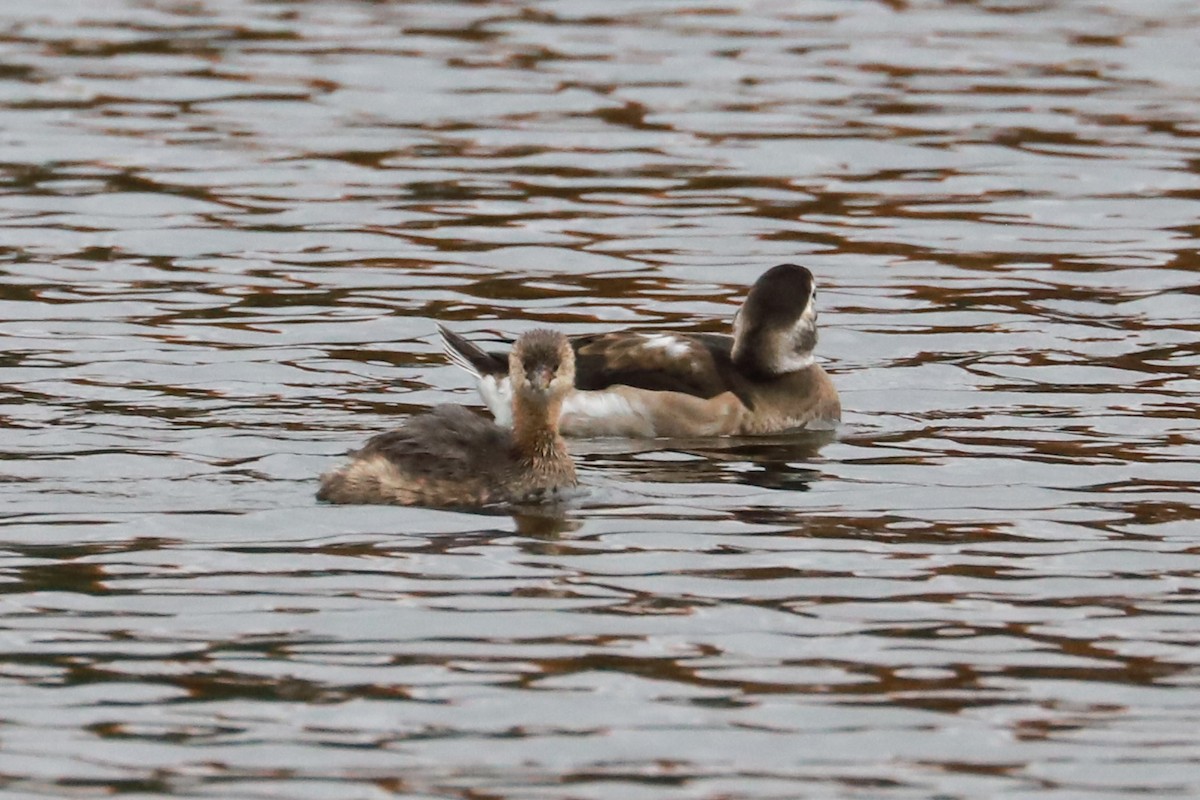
[587,430,835,493]
[440,263,840,438]
[318,329,577,507]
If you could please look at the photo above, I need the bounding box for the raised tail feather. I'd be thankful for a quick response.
[437,324,515,426]
[437,324,508,378]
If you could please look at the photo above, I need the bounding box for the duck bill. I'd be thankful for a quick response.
[528,366,554,392]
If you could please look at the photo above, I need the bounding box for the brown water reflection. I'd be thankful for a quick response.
[1,0,1199,798]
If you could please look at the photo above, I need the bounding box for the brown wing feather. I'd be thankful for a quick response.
[438,324,508,378]
[572,332,739,399]
[356,405,512,482]
[441,327,757,406]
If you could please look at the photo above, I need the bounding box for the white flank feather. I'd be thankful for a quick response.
[480,375,513,427]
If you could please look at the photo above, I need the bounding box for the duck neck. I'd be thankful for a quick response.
[732,326,816,377]
[511,393,567,465]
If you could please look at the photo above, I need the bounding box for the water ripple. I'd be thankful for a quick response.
[1,1,1198,798]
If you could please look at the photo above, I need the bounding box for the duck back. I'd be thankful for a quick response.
[318,405,522,506]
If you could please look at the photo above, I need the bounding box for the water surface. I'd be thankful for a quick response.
[1,0,1199,797]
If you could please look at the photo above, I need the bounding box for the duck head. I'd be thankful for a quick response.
[510,329,576,404]
[731,263,819,377]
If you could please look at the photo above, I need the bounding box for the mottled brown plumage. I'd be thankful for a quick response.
[318,329,577,507]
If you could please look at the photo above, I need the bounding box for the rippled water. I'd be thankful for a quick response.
[2,0,1199,797]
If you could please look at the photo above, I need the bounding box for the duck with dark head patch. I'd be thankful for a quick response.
[439,264,840,438]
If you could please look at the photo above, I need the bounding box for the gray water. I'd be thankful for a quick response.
[1,0,1199,797]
